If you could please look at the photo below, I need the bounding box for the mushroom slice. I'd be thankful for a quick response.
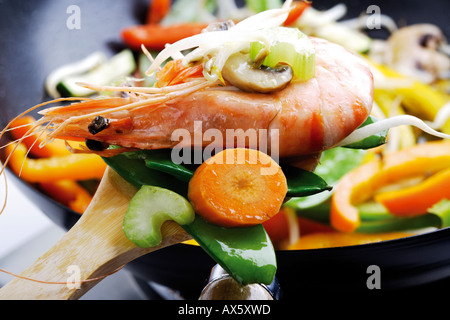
[384,24,450,84]
[222,52,293,93]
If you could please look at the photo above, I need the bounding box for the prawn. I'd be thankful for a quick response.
[1,1,373,173]
[35,37,372,160]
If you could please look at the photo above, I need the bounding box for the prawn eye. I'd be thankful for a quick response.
[88,116,110,135]
[85,139,109,151]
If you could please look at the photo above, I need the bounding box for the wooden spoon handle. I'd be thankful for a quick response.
[0,167,190,300]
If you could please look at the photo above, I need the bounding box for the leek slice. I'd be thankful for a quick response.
[249,26,315,80]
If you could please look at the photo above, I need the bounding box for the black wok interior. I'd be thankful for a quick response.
[1,0,450,299]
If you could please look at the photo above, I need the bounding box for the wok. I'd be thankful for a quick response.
[1,0,450,300]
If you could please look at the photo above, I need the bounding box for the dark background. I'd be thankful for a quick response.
[0,0,449,300]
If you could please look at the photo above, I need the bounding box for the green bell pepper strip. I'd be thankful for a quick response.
[428,199,450,228]
[284,147,367,211]
[286,197,446,233]
[357,199,450,232]
[355,214,442,233]
[102,152,277,285]
[356,201,396,221]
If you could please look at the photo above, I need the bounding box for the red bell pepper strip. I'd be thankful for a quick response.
[122,23,209,51]
[147,0,171,24]
[283,1,311,26]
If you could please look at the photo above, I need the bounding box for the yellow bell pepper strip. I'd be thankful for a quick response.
[39,180,93,214]
[374,167,450,217]
[8,116,72,158]
[443,118,450,135]
[373,91,416,150]
[287,231,413,250]
[330,140,450,232]
[396,81,449,122]
[369,61,450,122]
[5,142,106,183]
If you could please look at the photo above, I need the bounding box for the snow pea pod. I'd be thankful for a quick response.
[342,115,388,150]
[183,216,277,285]
[121,149,332,198]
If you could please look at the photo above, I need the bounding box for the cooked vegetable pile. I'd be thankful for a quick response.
[4,0,450,287]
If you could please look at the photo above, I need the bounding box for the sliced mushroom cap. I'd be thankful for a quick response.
[222,52,293,93]
[384,24,450,83]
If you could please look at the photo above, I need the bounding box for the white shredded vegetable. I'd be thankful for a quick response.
[144,0,294,79]
[426,102,450,130]
[336,115,450,147]
[145,31,271,75]
[295,4,347,30]
[216,0,252,21]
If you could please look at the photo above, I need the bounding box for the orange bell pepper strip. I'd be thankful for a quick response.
[330,141,450,232]
[5,143,106,183]
[374,167,450,217]
[8,116,71,158]
[39,180,93,214]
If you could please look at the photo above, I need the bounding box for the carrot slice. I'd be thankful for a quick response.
[374,167,450,216]
[188,148,288,227]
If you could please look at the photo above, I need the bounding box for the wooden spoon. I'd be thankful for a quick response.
[0,167,191,300]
